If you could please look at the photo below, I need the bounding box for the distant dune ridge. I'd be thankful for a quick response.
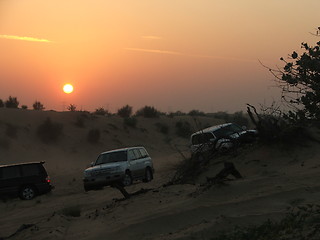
[1,108,320,240]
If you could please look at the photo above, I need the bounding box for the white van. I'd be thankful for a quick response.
[83,147,154,191]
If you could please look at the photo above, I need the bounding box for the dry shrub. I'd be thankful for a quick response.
[36,118,63,144]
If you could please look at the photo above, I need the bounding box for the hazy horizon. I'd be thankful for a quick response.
[1,0,319,113]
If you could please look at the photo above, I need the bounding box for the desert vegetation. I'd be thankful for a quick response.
[33,101,45,111]
[36,117,63,143]
[135,106,161,118]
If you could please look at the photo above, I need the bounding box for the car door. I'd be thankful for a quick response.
[0,166,22,196]
[132,148,145,178]
[127,149,140,178]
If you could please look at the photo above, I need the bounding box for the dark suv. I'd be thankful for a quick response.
[0,162,53,200]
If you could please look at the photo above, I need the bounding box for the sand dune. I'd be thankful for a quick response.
[1,108,320,240]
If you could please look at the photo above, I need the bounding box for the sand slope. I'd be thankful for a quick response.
[1,109,320,240]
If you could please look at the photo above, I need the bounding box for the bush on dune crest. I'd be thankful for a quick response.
[36,118,63,143]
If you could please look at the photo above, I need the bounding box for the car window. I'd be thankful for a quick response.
[2,166,21,179]
[213,124,243,138]
[128,150,136,161]
[192,133,214,145]
[133,149,142,159]
[21,164,40,176]
[95,151,127,165]
[139,148,148,158]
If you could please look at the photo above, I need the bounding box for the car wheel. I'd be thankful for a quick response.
[143,168,153,182]
[122,172,133,186]
[19,186,36,200]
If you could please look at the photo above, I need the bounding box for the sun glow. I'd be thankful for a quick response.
[63,84,74,94]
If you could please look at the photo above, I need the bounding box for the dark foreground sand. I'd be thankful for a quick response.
[1,109,320,240]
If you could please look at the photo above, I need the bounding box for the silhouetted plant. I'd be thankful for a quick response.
[188,109,206,116]
[135,106,160,118]
[117,105,132,118]
[87,129,100,143]
[0,99,4,108]
[21,105,28,109]
[175,121,192,138]
[36,117,63,143]
[266,34,320,122]
[155,122,169,134]
[67,104,77,112]
[5,96,19,108]
[123,117,137,128]
[168,111,186,117]
[94,107,110,116]
[33,101,45,111]
[5,124,17,138]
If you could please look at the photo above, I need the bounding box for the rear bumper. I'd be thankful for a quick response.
[36,183,54,194]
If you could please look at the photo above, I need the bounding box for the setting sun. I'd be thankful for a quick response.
[63,84,74,94]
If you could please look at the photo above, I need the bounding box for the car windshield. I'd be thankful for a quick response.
[213,124,243,138]
[95,151,127,165]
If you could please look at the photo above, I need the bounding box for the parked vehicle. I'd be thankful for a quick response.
[190,123,257,160]
[0,162,53,200]
[83,147,154,191]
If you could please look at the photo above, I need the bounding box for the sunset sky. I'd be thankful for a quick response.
[0,0,319,113]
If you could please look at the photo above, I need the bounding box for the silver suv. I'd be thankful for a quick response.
[83,147,154,191]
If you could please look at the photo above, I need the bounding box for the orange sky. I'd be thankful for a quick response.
[0,0,319,113]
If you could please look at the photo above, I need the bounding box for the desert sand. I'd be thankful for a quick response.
[1,108,320,240]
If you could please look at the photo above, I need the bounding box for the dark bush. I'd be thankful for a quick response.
[168,111,186,117]
[36,118,63,143]
[0,99,4,108]
[94,107,110,116]
[188,110,206,116]
[117,105,132,118]
[87,129,100,144]
[175,121,192,138]
[135,106,160,118]
[123,117,137,128]
[33,101,45,111]
[5,96,19,108]
[155,122,169,134]
[67,104,77,112]
[21,105,28,109]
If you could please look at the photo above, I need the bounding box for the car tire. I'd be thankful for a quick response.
[19,185,36,200]
[122,172,133,186]
[143,168,153,182]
